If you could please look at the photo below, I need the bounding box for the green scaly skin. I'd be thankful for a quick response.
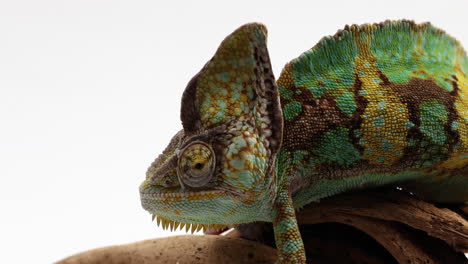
[140,21,468,263]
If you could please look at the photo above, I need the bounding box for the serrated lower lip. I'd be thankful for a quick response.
[151,214,234,233]
[140,190,224,199]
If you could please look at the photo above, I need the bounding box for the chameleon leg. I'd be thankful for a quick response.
[273,188,306,263]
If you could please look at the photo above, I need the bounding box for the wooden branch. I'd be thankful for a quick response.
[296,189,468,251]
[55,188,468,264]
[55,235,277,264]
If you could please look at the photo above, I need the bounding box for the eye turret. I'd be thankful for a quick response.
[177,141,215,187]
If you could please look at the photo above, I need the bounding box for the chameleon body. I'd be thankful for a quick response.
[140,21,468,263]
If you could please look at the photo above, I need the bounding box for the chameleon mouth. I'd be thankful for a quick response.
[140,190,225,200]
[151,214,234,233]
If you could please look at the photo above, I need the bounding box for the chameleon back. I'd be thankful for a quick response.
[276,21,468,205]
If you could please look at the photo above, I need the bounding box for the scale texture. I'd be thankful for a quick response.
[139,21,468,263]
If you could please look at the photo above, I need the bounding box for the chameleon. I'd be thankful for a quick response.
[139,20,468,263]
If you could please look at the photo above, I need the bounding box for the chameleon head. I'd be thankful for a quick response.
[139,23,284,231]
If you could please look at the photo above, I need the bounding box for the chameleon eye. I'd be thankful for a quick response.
[177,141,215,188]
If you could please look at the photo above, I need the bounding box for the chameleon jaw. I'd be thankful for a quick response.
[151,214,234,233]
[141,189,236,232]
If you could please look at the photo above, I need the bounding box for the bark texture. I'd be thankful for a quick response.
[56,188,468,264]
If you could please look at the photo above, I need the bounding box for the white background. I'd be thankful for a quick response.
[0,0,466,263]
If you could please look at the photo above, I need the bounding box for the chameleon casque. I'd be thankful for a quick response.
[139,20,468,263]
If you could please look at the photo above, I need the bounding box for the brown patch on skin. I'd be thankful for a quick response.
[283,96,350,150]
[282,88,352,150]
[392,78,455,111]
[391,77,461,160]
[350,74,367,153]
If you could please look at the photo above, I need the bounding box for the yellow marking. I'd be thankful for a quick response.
[354,30,409,165]
[277,63,295,89]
